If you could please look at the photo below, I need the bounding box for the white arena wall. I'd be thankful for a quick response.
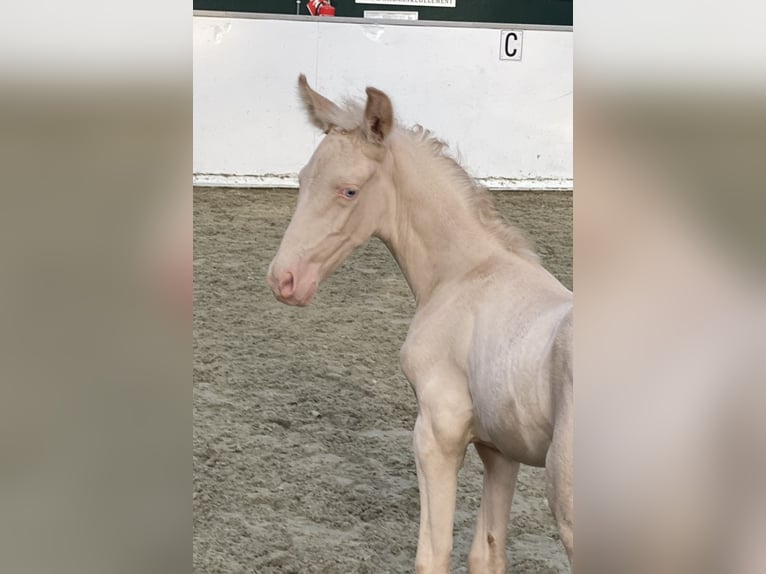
[193,14,572,190]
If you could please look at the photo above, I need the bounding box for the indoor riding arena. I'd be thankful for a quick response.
[194,2,572,572]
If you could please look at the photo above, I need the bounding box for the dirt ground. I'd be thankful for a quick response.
[193,188,572,574]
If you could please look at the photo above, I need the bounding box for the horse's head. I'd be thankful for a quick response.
[268,75,395,306]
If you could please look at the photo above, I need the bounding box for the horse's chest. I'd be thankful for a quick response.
[399,304,473,384]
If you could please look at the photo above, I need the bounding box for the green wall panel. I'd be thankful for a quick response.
[194,0,573,27]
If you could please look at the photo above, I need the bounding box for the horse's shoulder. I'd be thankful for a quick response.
[400,300,472,383]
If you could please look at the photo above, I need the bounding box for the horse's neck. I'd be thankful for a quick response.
[377,134,506,306]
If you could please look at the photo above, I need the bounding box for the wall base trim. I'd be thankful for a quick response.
[193,173,573,191]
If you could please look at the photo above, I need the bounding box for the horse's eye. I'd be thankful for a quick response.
[341,188,358,199]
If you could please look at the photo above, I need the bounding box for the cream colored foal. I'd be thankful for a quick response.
[268,75,573,573]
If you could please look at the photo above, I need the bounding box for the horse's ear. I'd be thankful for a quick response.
[363,87,393,144]
[298,74,340,133]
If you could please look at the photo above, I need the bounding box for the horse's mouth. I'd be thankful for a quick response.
[273,282,317,307]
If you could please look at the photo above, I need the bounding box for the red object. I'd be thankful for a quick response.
[307,0,334,16]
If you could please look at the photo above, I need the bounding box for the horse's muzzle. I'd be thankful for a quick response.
[267,264,318,307]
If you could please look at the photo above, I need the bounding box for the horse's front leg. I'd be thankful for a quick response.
[468,443,519,574]
[412,398,471,574]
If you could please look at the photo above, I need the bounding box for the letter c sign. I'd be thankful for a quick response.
[500,30,523,61]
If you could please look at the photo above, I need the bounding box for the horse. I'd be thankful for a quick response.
[267,75,573,574]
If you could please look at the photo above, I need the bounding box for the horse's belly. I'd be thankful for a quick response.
[470,378,553,467]
[467,303,568,467]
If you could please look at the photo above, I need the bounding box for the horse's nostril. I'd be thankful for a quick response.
[279,271,295,298]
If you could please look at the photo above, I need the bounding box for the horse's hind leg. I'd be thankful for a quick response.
[546,404,574,568]
[468,443,519,574]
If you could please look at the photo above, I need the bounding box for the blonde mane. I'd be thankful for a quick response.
[326,98,539,262]
[405,125,539,262]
